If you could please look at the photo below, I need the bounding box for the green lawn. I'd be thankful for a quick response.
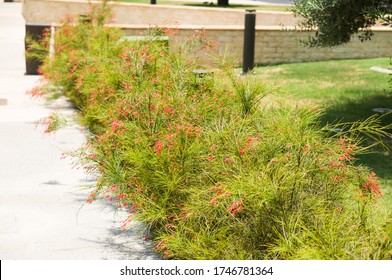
[120,0,291,11]
[255,57,392,204]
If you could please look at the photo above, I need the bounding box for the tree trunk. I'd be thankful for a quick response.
[217,0,229,6]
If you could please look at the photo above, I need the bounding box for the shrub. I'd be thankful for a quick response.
[31,3,392,260]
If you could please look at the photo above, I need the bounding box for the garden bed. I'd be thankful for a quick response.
[29,4,392,260]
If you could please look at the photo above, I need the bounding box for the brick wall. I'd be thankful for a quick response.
[254,27,392,65]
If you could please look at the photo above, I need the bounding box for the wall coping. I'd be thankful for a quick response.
[108,23,392,32]
[32,0,293,15]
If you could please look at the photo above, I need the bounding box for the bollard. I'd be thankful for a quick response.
[242,10,256,74]
[25,23,51,75]
[150,0,156,4]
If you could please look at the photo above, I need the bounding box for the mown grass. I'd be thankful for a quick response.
[256,58,390,101]
[255,58,392,204]
[120,0,291,11]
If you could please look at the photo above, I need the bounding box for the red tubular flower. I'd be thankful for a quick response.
[87,192,96,204]
[364,171,383,198]
[163,106,175,114]
[165,224,176,229]
[227,200,244,217]
[89,153,98,160]
[210,197,219,205]
[154,140,163,155]
[111,120,121,133]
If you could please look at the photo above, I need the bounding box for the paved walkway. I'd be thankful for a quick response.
[0,2,160,260]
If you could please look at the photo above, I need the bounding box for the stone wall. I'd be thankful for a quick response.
[23,0,392,66]
[254,27,392,65]
[119,25,392,66]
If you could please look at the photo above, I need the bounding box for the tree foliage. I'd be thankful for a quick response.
[292,0,392,47]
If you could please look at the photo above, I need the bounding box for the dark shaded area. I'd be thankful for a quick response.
[320,92,392,180]
[25,24,50,75]
[321,93,392,124]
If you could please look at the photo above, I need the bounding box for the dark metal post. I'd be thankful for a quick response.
[150,0,156,4]
[242,10,256,74]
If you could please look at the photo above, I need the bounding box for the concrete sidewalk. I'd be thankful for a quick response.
[0,2,160,260]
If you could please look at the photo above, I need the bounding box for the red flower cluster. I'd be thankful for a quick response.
[227,200,244,217]
[363,171,383,198]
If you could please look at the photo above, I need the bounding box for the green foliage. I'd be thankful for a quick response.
[226,71,271,117]
[33,3,392,260]
[25,28,51,64]
[292,0,392,47]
